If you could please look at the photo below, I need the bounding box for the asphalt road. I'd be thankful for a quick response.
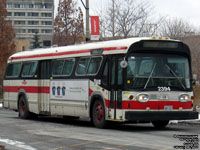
[0,108,199,150]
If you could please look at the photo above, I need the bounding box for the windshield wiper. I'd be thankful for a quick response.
[144,63,157,89]
[165,64,185,90]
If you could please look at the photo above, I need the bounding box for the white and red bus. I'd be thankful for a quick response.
[3,37,198,128]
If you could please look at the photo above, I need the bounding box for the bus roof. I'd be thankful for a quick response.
[8,37,178,62]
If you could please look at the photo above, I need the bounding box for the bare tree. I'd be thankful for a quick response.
[99,0,164,39]
[53,0,84,46]
[160,18,196,39]
[0,0,16,98]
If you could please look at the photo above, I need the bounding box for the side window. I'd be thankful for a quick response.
[76,57,102,75]
[62,59,75,76]
[52,59,75,76]
[22,62,38,77]
[6,63,22,77]
[76,57,90,75]
[88,57,102,74]
[52,60,64,76]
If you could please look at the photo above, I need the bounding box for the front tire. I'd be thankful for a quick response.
[18,96,30,119]
[92,100,106,128]
[152,120,169,128]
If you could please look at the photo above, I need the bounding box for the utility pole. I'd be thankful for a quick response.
[80,0,90,41]
[85,0,90,41]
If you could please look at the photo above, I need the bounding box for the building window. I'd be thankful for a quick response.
[28,21,39,25]
[29,4,34,8]
[7,12,12,16]
[41,13,52,17]
[41,29,52,34]
[14,21,26,25]
[15,29,26,33]
[43,41,51,47]
[6,4,12,8]
[34,3,42,9]
[14,4,20,8]
[44,3,53,9]
[41,21,52,25]
[28,29,39,33]
[14,12,25,16]
[28,12,39,17]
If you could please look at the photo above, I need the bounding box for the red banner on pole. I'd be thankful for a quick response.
[90,16,100,40]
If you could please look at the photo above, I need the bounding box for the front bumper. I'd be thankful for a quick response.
[125,111,198,121]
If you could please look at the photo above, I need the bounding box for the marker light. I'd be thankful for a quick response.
[137,94,149,103]
[179,94,190,102]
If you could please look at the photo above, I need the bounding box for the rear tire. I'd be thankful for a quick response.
[18,96,30,119]
[152,120,169,128]
[92,100,106,128]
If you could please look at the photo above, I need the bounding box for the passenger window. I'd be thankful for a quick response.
[76,57,90,75]
[6,63,22,77]
[88,57,102,74]
[62,59,75,76]
[52,60,64,75]
[22,62,38,77]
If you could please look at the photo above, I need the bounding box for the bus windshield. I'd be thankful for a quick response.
[126,53,191,91]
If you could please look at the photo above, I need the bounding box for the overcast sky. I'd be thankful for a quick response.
[54,0,200,27]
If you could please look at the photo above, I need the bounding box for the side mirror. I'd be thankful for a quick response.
[120,60,128,68]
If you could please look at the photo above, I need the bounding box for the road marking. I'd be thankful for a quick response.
[52,138,110,150]
[0,138,37,150]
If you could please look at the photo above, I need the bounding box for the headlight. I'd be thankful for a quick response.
[137,94,149,102]
[179,94,189,102]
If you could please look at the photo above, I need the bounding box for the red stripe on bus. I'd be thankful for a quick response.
[9,49,91,61]
[4,86,50,94]
[122,101,192,110]
[104,99,192,110]
[9,47,127,61]
[103,47,127,51]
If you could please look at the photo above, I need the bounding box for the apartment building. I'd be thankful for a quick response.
[6,0,54,51]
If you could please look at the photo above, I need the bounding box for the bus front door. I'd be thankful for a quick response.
[38,60,51,114]
[109,56,123,120]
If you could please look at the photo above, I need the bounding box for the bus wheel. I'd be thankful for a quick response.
[152,120,169,128]
[18,96,30,119]
[92,100,106,128]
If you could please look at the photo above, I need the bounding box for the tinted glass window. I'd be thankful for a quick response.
[62,59,75,76]
[52,60,64,75]
[76,58,90,75]
[88,57,102,74]
[22,62,37,76]
[6,63,22,77]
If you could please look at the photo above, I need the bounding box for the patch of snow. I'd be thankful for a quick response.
[0,138,37,150]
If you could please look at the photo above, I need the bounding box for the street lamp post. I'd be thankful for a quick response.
[85,0,90,41]
[80,0,90,41]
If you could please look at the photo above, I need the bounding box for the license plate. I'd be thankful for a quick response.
[164,106,173,111]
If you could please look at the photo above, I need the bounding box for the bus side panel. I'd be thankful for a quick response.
[50,80,89,117]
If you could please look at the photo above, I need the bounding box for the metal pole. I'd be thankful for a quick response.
[86,0,90,41]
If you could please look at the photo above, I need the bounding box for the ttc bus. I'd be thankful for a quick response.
[3,37,198,128]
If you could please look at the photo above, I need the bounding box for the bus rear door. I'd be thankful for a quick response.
[38,60,51,114]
